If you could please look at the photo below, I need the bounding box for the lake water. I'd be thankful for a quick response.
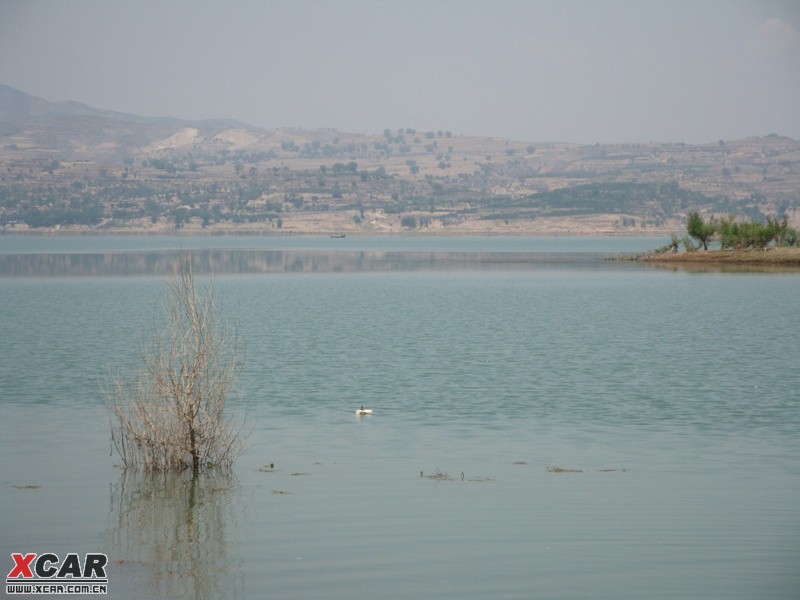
[1,235,798,599]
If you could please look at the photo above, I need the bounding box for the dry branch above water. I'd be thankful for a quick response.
[106,258,245,473]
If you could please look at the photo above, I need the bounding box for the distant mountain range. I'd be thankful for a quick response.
[0,84,257,160]
[1,84,798,234]
[0,83,251,131]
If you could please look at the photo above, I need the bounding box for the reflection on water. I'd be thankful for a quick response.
[0,249,622,277]
[646,261,800,274]
[3,248,798,277]
[106,470,241,600]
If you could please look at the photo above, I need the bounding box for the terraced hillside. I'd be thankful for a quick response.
[2,85,798,235]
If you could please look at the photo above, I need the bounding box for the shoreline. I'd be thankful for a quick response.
[0,229,672,238]
[641,247,800,265]
[0,210,686,239]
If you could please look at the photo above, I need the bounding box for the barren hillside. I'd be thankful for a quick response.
[1,85,798,235]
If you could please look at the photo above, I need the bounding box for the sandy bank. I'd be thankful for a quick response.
[643,247,800,265]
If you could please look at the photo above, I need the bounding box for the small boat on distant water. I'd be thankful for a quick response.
[330,234,346,238]
[356,406,372,415]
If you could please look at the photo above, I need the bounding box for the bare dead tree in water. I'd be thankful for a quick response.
[106,258,244,473]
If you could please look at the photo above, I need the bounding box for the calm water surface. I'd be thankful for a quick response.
[1,236,798,599]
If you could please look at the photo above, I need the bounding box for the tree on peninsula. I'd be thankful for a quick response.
[683,211,798,251]
[686,211,716,250]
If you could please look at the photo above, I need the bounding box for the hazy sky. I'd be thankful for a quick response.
[1,0,799,144]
